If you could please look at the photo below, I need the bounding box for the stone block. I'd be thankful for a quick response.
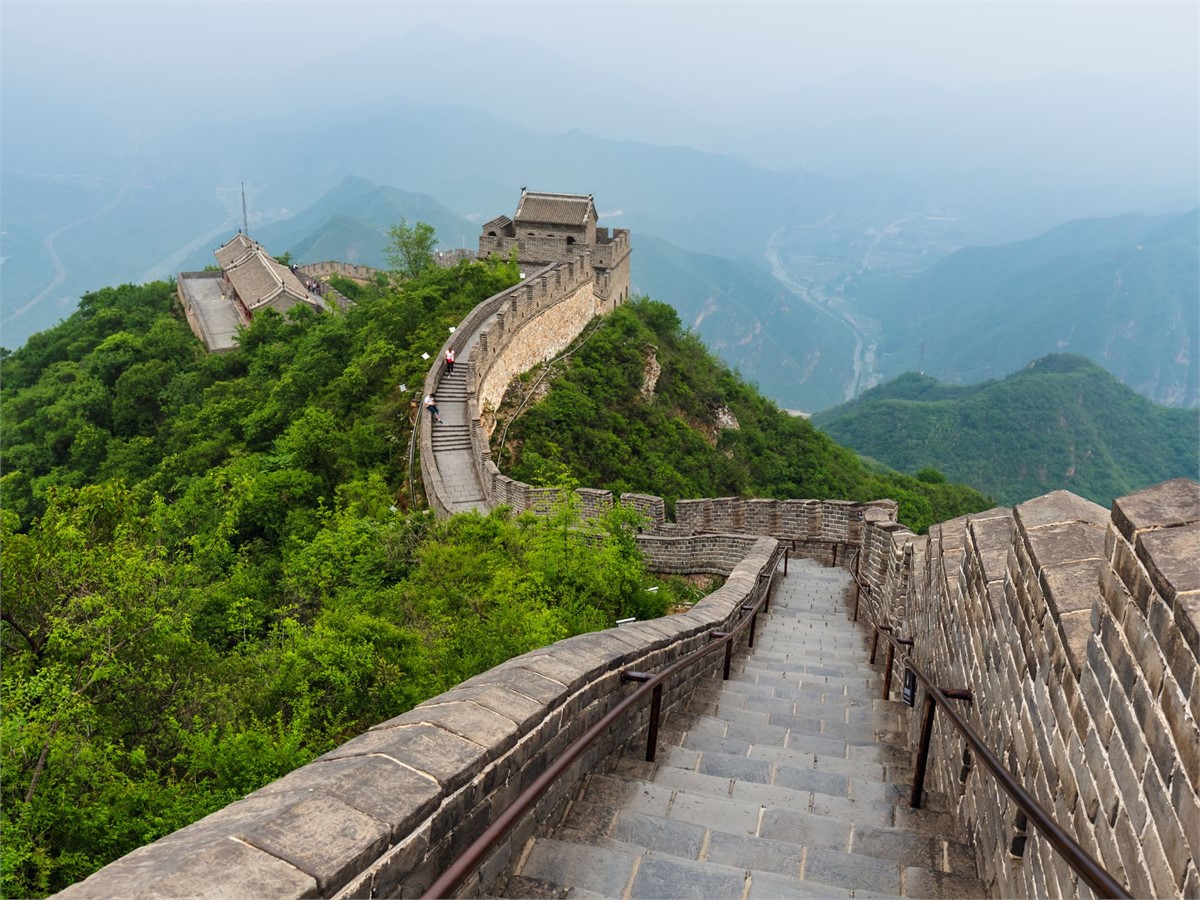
[1173,765,1200,877]
[1137,522,1200,608]
[1177,589,1200,660]
[321,723,489,794]
[55,833,321,900]
[253,755,440,841]
[1109,682,1149,775]
[234,794,390,896]
[407,698,522,759]
[1143,763,1190,891]
[1111,478,1200,543]
[1099,562,1133,624]
[338,820,430,899]
[1122,602,1167,696]
[1184,861,1200,900]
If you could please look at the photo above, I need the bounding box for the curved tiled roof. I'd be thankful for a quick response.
[214,234,314,311]
[514,191,595,228]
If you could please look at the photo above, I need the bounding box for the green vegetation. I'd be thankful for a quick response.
[0,261,674,897]
[497,298,992,533]
[856,209,1199,408]
[385,218,438,280]
[812,355,1200,507]
[632,233,858,412]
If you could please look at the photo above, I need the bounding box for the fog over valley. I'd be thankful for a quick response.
[2,0,1196,413]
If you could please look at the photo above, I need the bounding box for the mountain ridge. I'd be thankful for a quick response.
[812,353,1199,506]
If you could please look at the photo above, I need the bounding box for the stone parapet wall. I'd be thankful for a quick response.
[474,263,597,413]
[58,537,783,900]
[620,493,666,527]
[298,261,383,283]
[858,480,1200,899]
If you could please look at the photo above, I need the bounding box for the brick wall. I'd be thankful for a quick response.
[59,537,785,900]
[858,480,1199,899]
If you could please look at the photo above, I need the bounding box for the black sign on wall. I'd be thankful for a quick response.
[902,667,917,707]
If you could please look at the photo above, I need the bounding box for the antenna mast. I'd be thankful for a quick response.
[241,182,249,237]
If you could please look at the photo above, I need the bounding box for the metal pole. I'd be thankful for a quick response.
[910,693,937,808]
[883,639,896,700]
[646,683,663,762]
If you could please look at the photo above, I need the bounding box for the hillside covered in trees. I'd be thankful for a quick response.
[494,299,992,533]
[0,264,676,897]
[1,260,991,896]
[812,354,1199,507]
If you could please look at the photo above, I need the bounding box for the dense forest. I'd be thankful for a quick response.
[0,263,679,897]
[495,299,992,533]
[1,258,991,896]
[812,355,1200,507]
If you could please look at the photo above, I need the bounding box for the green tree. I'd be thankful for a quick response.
[385,219,437,280]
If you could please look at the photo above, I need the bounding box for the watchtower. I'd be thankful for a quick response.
[478,189,631,308]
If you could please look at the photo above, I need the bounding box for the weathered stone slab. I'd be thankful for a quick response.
[235,794,390,895]
[611,812,706,858]
[1112,478,1200,542]
[320,723,488,793]
[630,854,747,899]
[1137,522,1200,606]
[401,698,522,759]
[1015,490,1108,532]
[968,513,1015,585]
[1040,559,1102,617]
[253,755,440,839]
[56,834,320,899]
[803,847,901,894]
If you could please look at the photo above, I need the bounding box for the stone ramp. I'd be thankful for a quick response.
[429,365,488,513]
[497,559,985,899]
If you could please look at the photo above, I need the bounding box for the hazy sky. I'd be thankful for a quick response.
[5,0,1196,106]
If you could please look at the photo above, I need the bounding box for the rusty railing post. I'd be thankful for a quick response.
[868,628,888,662]
[646,683,663,762]
[882,639,896,699]
[910,692,937,808]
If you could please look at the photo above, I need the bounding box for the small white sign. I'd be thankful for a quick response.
[399,383,407,393]
[421,352,430,360]
[448,326,456,333]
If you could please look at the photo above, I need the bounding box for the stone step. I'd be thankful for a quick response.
[507,565,985,898]
[512,810,977,896]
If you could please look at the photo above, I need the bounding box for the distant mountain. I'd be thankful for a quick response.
[205,180,862,411]
[812,354,1200,507]
[633,234,857,411]
[176,176,476,271]
[854,209,1199,407]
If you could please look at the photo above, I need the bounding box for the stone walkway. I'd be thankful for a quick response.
[429,363,489,513]
[498,558,985,898]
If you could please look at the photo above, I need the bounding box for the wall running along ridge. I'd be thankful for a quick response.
[855,480,1199,899]
[58,209,1199,898]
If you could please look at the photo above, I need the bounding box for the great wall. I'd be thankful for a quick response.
[61,191,1199,899]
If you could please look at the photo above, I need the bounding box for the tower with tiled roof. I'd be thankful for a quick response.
[479,189,631,308]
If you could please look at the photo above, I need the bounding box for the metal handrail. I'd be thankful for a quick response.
[421,546,788,899]
[858,576,1131,900]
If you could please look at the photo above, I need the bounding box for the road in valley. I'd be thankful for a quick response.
[139,185,247,282]
[2,171,135,331]
[765,225,883,402]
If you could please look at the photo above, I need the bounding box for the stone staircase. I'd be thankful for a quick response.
[432,367,474,453]
[497,558,986,899]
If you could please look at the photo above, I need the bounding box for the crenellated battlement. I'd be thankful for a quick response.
[63,188,1199,900]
